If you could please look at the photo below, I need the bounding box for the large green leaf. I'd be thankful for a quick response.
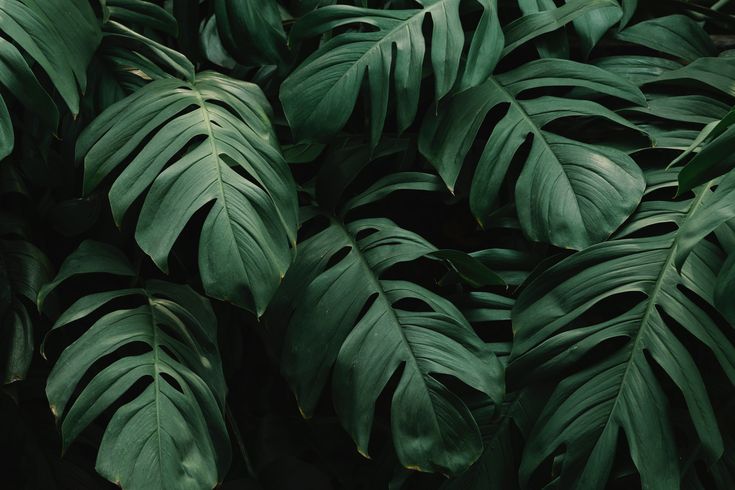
[77,72,298,315]
[43,241,231,490]
[508,167,735,490]
[280,0,503,146]
[420,58,646,250]
[268,215,503,475]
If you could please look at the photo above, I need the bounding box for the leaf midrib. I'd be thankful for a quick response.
[485,76,587,233]
[191,83,252,298]
[334,219,448,461]
[598,180,713,443]
[144,294,165,483]
[305,0,455,117]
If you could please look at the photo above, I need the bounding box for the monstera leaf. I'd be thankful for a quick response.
[674,169,735,269]
[441,390,546,490]
[677,107,735,193]
[268,215,504,475]
[77,72,298,315]
[42,241,231,490]
[615,15,717,62]
[280,0,504,146]
[420,58,646,250]
[507,167,735,490]
[0,0,101,158]
[214,0,288,66]
[516,0,624,59]
[81,0,194,114]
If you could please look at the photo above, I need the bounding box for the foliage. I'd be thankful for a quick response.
[1,0,735,489]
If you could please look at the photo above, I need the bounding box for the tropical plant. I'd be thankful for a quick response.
[1,0,735,489]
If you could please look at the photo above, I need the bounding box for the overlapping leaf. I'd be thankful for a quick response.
[77,72,298,314]
[508,167,735,490]
[85,1,193,113]
[42,241,231,490]
[268,215,503,475]
[516,0,623,58]
[0,237,50,384]
[678,106,735,193]
[616,15,717,62]
[280,0,503,146]
[214,0,288,66]
[420,58,646,250]
[0,0,101,159]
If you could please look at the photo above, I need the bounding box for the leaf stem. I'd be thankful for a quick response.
[226,403,256,478]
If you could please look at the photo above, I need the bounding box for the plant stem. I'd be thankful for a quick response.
[225,403,256,478]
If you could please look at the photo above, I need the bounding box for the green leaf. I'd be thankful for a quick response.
[715,252,735,325]
[623,95,729,125]
[616,15,717,62]
[593,55,681,86]
[649,57,735,98]
[430,249,506,288]
[37,240,135,310]
[420,58,646,250]
[102,20,195,81]
[0,0,101,115]
[214,0,288,66]
[503,0,618,58]
[442,390,546,490]
[314,137,413,212]
[45,280,231,489]
[280,0,503,146]
[106,0,178,36]
[516,0,570,59]
[570,0,621,58]
[268,216,503,475]
[0,239,51,383]
[509,169,735,490]
[41,242,230,489]
[77,73,298,315]
[675,170,735,269]
[678,108,735,193]
[0,0,102,158]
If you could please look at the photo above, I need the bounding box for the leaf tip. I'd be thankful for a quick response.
[297,402,311,420]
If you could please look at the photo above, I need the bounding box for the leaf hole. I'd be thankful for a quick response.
[159,372,184,394]
[325,245,352,271]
